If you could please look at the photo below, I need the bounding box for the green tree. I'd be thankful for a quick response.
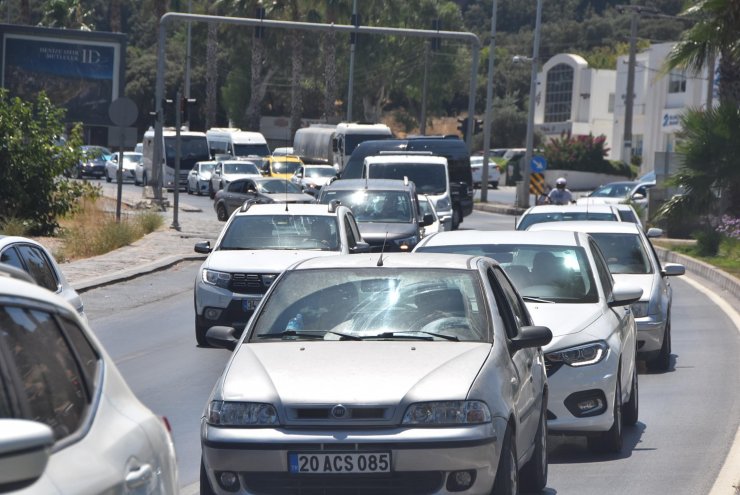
[665,0,740,105]
[0,91,88,235]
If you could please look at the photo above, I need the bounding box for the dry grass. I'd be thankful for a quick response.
[48,197,164,262]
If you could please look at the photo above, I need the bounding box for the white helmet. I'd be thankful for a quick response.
[555,177,567,186]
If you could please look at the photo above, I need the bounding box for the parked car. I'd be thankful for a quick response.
[529,221,684,370]
[71,145,112,179]
[104,151,142,183]
[200,253,552,495]
[213,177,315,221]
[317,178,434,252]
[576,181,654,208]
[209,160,262,199]
[0,236,85,319]
[290,164,336,196]
[193,202,369,345]
[515,204,626,231]
[470,155,501,189]
[0,266,179,494]
[415,230,642,453]
[187,160,217,195]
[418,194,443,237]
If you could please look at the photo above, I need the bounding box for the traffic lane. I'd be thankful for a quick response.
[460,208,518,232]
[84,260,230,487]
[546,276,740,495]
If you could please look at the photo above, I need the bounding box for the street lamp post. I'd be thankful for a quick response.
[480,0,498,203]
[517,0,543,209]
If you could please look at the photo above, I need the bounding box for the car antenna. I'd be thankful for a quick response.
[376,232,389,266]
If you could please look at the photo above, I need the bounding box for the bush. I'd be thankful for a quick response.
[693,228,722,256]
[544,132,632,178]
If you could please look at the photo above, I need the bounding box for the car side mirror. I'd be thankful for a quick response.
[194,241,212,254]
[608,283,643,307]
[632,193,645,200]
[420,214,435,227]
[646,227,663,238]
[0,419,54,492]
[510,325,553,351]
[350,241,371,254]
[662,263,685,277]
[206,326,239,351]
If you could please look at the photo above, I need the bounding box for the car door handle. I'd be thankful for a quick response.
[125,463,154,490]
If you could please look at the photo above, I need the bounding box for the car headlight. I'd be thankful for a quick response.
[207,401,279,426]
[402,401,491,425]
[546,341,609,367]
[393,235,418,251]
[202,269,231,289]
[631,301,649,318]
[435,197,451,212]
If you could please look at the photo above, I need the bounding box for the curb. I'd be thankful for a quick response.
[71,254,207,293]
[654,246,740,301]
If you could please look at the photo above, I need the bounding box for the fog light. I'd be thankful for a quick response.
[204,308,222,321]
[446,469,476,492]
[217,471,240,492]
[564,390,608,417]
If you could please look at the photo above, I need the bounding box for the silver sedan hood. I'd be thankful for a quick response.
[221,341,491,406]
[526,302,602,338]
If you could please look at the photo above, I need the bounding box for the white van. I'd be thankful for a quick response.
[332,122,393,172]
[142,127,210,190]
[363,153,452,231]
[206,128,271,159]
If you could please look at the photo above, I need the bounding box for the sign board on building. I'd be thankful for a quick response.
[660,109,684,133]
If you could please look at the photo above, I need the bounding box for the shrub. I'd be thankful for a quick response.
[716,215,740,240]
[544,132,632,177]
[0,216,31,236]
[693,228,722,256]
[135,210,164,234]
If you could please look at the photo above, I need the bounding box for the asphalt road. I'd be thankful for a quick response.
[81,200,740,494]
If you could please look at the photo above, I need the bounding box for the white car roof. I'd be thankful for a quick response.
[522,204,618,215]
[291,252,482,271]
[0,275,75,314]
[528,221,642,235]
[234,203,343,218]
[417,229,584,248]
[364,155,447,165]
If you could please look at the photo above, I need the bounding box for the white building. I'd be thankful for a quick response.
[533,54,617,158]
[533,45,717,177]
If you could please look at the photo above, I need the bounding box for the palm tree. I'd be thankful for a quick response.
[664,0,740,105]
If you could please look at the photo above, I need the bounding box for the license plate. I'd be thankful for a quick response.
[288,452,391,474]
[241,299,260,312]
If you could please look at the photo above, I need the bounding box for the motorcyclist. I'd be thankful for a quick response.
[547,177,573,205]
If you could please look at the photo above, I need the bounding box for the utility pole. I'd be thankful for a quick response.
[617,5,658,165]
[480,0,498,203]
[184,0,192,126]
[420,40,430,135]
[346,0,358,122]
[518,0,543,209]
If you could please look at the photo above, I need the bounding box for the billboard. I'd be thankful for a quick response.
[0,24,126,127]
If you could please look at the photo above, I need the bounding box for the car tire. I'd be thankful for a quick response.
[588,376,623,454]
[187,183,193,195]
[200,458,216,495]
[209,183,215,199]
[76,168,83,180]
[492,426,518,495]
[451,206,462,230]
[492,180,499,189]
[143,172,148,187]
[648,321,671,371]
[105,170,112,183]
[196,319,209,347]
[622,365,639,426]
[216,203,228,222]
[519,396,548,492]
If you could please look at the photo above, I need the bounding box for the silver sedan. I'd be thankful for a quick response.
[200,253,552,495]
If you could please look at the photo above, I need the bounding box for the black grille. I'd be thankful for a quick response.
[229,273,269,294]
[292,407,388,420]
[242,471,444,495]
[544,358,564,377]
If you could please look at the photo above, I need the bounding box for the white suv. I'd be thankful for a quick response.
[193,202,369,346]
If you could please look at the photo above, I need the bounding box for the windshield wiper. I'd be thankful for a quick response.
[256,330,362,341]
[521,296,555,304]
[369,331,459,341]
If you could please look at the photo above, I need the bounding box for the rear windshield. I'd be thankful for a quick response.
[516,212,617,231]
[234,143,270,157]
[367,163,447,195]
[588,233,652,274]
[320,190,413,223]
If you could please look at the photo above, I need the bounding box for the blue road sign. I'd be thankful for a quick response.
[531,155,547,173]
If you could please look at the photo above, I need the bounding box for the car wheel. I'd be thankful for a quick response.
[187,183,193,195]
[622,365,639,426]
[105,170,112,183]
[143,172,148,187]
[492,180,499,189]
[519,396,548,492]
[196,318,210,347]
[76,168,83,179]
[209,183,215,199]
[588,376,623,454]
[216,203,228,222]
[648,321,671,371]
[492,426,518,495]
[196,183,203,196]
[451,206,462,230]
[200,458,216,495]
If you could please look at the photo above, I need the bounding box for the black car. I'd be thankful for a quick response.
[69,145,112,179]
[340,136,473,229]
[317,178,433,252]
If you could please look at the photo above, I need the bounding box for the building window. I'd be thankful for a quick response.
[544,64,574,123]
[608,93,615,113]
[668,70,686,93]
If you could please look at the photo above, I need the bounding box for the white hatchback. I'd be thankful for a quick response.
[416,230,643,453]
[0,268,179,494]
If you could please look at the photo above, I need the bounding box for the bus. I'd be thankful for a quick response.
[142,127,210,190]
